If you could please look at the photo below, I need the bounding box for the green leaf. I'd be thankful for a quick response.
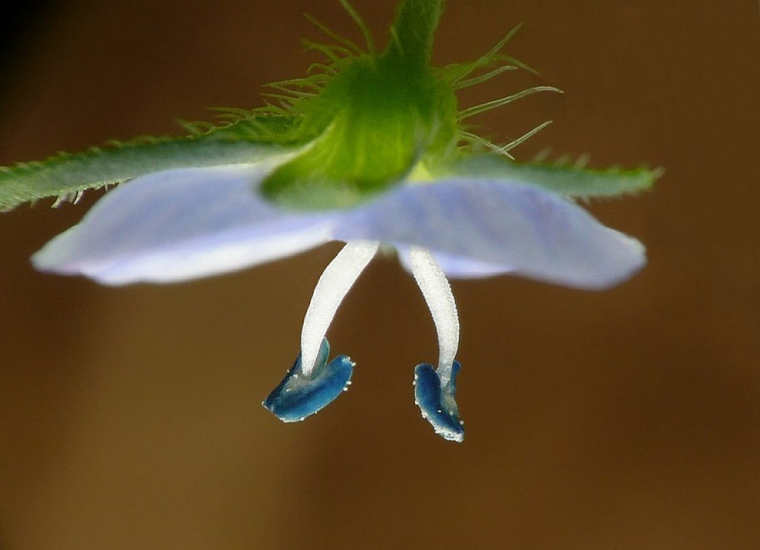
[0,117,301,212]
[450,153,662,198]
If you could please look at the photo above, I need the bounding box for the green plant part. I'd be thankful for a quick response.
[0,0,658,213]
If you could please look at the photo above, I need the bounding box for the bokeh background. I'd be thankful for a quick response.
[1,1,758,549]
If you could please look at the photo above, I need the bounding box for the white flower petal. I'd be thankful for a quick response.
[32,164,335,285]
[333,179,646,289]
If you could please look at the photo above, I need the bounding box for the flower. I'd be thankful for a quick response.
[3,0,659,442]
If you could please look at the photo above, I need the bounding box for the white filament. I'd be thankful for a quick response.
[300,240,380,376]
[408,247,460,385]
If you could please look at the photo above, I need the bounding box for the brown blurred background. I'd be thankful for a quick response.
[1,1,758,549]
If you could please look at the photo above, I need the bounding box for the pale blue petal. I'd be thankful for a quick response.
[396,246,512,279]
[35,169,645,290]
[333,179,645,289]
[32,164,335,285]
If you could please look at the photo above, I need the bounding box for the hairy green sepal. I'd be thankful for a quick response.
[451,154,662,198]
[0,0,658,213]
[0,117,301,212]
[260,56,456,208]
[260,0,456,209]
[388,0,444,66]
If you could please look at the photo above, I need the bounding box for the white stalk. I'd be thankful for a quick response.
[408,247,460,386]
[300,240,379,376]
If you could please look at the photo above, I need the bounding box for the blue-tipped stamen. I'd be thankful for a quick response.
[262,338,354,423]
[407,246,464,442]
[414,361,464,442]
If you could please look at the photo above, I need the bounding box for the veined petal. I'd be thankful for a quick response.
[333,179,645,289]
[32,164,336,285]
[397,247,512,279]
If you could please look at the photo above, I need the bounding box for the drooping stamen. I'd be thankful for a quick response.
[407,247,459,385]
[408,247,465,443]
[301,240,379,376]
[263,338,354,423]
[414,361,464,442]
[263,240,378,423]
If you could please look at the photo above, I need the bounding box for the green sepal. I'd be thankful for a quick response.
[260,51,458,209]
[450,153,662,198]
[257,0,458,210]
[0,116,301,212]
[387,0,445,66]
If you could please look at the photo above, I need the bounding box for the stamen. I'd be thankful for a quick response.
[408,247,465,442]
[414,361,464,442]
[262,338,354,423]
[301,240,379,376]
[407,247,459,385]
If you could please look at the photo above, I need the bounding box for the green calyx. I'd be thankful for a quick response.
[0,0,659,213]
[387,0,444,66]
[260,0,455,209]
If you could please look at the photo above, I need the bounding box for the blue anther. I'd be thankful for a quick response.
[413,361,464,442]
[262,338,354,422]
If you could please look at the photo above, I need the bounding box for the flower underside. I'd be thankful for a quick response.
[254,0,557,209]
[2,0,661,442]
